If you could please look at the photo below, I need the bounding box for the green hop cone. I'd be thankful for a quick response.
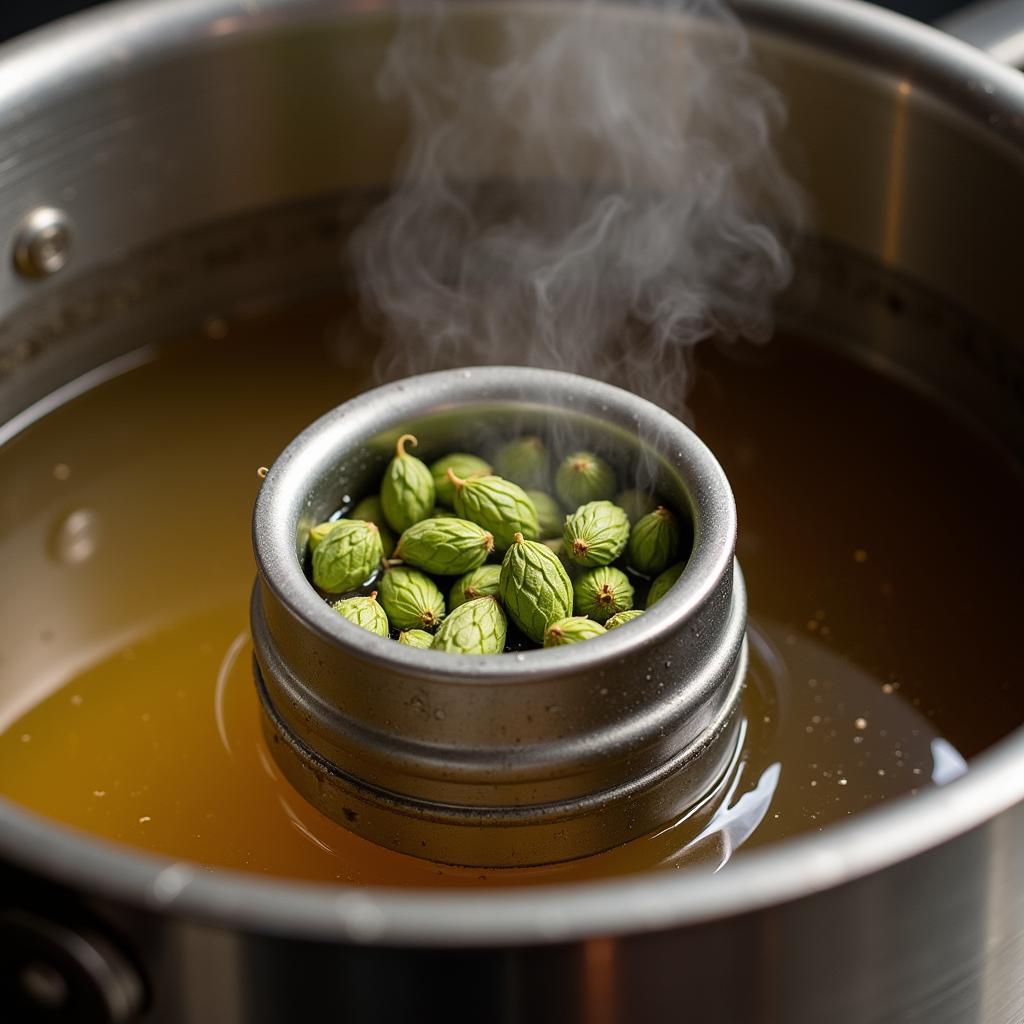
[350,494,396,555]
[398,628,434,649]
[449,470,539,551]
[307,521,337,554]
[380,434,436,534]
[378,566,446,631]
[616,489,658,525]
[646,561,686,607]
[541,537,574,571]
[499,532,573,644]
[449,565,502,610]
[430,452,492,507]
[493,435,551,491]
[526,490,564,540]
[332,591,389,636]
[562,500,630,568]
[432,597,507,654]
[628,506,681,576]
[394,517,494,575]
[572,566,634,624]
[555,451,617,508]
[543,616,606,647]
[605,608,644,630]
[312,520,383,593]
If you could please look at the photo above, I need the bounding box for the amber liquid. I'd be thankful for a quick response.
[1,297,1022,887]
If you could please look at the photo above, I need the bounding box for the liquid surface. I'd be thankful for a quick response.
[1,298,1022,886]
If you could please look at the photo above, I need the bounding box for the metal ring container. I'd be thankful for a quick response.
[251,366,747,866]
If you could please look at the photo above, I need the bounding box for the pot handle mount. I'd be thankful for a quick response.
[937,0,1024,69]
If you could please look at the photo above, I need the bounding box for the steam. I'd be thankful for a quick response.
[351,0,803,407]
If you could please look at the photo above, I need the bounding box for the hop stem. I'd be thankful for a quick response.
[395,433,418,458]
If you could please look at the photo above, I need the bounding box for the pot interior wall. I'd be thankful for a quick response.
[0,2,1021,434]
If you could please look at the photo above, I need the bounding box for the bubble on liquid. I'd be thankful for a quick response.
[48,508,98,565]
[52,463,70,481]
[203,315,229,340]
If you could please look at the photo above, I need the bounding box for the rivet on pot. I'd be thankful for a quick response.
[11,207,73,279]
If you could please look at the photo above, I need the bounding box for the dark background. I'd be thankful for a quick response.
[0,0,976,44]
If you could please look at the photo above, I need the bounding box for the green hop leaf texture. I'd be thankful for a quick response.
[431,452,492,507]
[378,566,446,631]
[615,488,658,525]
[432,597,507,654]
[526,490,565,539]
[452,474,540,551]
[543,616,607,647]
[350,494,396,554]
[449,565,502,610]
[500,534,573,643]
[311,520,383,593]
[398,628,434,649]
[572,565,635,623]
[555,451,617,508]
[493,436,551,491]
[563,500,630,567]
[307,521,336,554]
[628,507,681,576]
[381,434,436,533]
[605,608,644,630]
[332,593,389,636]
[646,561,686,607]
[396,517,494,575]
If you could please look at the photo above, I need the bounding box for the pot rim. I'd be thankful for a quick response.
[2,0,1024,946]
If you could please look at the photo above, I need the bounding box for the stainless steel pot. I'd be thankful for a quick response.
[1,1,1024,1022]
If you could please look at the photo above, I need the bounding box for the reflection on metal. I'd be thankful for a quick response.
[689,760,782,873]
[583,936,617,1024]
[11,207,72,279]
[882,81,912,267]
[931,737,969,785]
[938,0,1024,69]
